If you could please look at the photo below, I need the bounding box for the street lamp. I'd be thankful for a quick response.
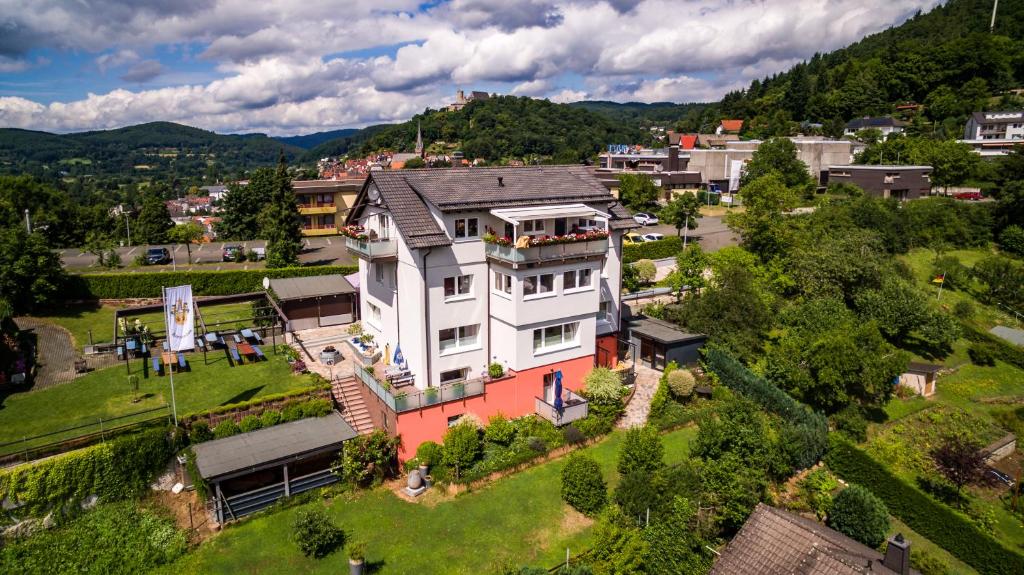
[124,212,131,247]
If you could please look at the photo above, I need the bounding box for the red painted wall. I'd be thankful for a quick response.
[395,354,595,460]
[595,333,619,368]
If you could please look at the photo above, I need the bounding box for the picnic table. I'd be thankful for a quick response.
[162,352,177,370]
[240,328,255,340]
[205,333,218,344]
[237,342,256,359]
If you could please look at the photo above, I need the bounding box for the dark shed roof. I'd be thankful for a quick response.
[193,413,357,481]
[711,504,916,575]
[906,362,942,375]
[269,274,355,301]
[627,316,706,345]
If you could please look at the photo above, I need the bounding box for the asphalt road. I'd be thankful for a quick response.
[58,237,356,272]
[634,215,738,253]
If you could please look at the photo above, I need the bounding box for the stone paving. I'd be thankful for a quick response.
[14,318,78,389]
[617,362,662,428]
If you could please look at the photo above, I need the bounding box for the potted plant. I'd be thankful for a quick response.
[488,362,505,379]
[347,541,366,575]
[425,387,439,405]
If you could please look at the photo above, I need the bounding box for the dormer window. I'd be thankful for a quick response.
[454,217,478,239]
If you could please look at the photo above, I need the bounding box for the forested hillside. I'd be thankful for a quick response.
[0,122,301,180]
[273,128,360,150]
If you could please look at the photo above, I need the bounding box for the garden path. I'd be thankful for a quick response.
[13,317,77,389]
[617,363,661,428]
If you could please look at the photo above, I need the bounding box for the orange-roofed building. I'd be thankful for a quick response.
[717,119,743,135]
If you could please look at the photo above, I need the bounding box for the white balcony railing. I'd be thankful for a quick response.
[534,389,589,426]
[485,238,608,265]
[345,237,398,261]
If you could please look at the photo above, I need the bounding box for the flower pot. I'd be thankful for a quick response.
[349,559,364,575]
[407,469,423,490]
[418,464,429,478]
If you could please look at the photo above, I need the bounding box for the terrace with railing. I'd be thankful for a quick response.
[484,237,608,266]
[345,237,398,261]
[534,389,589,426]
[354,365,497,414]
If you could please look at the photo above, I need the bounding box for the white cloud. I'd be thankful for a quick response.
[96,49,140,74]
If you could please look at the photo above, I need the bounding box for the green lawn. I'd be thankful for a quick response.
[162,426,699,575]
[888,518,980,575]
[31,302,259,350]
[0,352,315,451]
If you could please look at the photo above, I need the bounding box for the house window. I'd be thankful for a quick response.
[444,274,473,298]
[377,213,390,238]
[598,300,612,322]
[375,263,384,283]
[447,414,464,428]
[563,268,593,291]
[438,324,480,354]
[523,273,554,298]
[532,322,580,353]
[577,218,599,229]
[368,302,382,326]
[523,219,545,233]
[440,367,469,384]
[454,217,478,239]
[493,271,512,295]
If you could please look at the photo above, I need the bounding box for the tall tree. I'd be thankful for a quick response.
[617,173,660,210]
[739,138,813,191]
[930,434,985,503]
[167,222,205,264]
[134,191,173,245]
[0,229,66,314]
[260,157,303,268]
[659,193,702,245]
[217,169,275,241]
[726,174,799,261]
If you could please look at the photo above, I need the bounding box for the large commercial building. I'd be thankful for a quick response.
[686,138,854,190]
[344,166,635,457]
[594,145,702,200]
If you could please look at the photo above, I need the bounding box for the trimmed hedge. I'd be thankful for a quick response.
[0,427,174,517]
[704,347,828,469]
[623,236,683,264]
[65,265,358,299]
[826,436,1024,575]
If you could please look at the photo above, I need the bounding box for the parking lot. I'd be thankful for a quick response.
[58,237,356,272]
[632,215,738,253]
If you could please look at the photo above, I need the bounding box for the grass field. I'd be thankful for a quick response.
[160,426,699,575]
[0,352,315,449]
[31,302,260,351]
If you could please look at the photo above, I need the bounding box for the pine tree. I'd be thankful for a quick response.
[134,191,173,244]
[260,156,303,268]
[217,169,274,240]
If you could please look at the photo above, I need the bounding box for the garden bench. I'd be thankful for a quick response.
[117,346,125,360]
[230,347,242,364]
[178,352,188,371]
[252,345,265,360]
[74,358,88,374]
[253,333,263,344]
[152,356,163,375]
[233,334,242,344]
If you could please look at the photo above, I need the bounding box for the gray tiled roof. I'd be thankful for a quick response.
[711,504,912,575]
[350,166,637,248]
[269,274,355,301]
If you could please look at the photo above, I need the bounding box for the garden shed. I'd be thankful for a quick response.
[898,362,942,397]
[624,315,706,371]
[193,413,357,523]
[267,274,357,331]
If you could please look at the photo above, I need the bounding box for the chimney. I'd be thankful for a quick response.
[668,145,679,172]
[882,533,910,575]
[497,176,504,187]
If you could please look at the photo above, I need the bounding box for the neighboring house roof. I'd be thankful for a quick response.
[711,504,914,575]
[348,166,638,247]
[626,316,706,345]
[720,120,744,132]
[268,274,355,301]
[845,117,908,130]
[970,110,1024,125]
[193,413,357,481]
[680,134,698,149]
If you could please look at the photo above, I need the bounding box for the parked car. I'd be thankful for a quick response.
[987,467,1015,488]
[633,212,659,226]
[623,233,648,244]
[223,245,244,262]
[145,247,171,265]
[642,233,665,242]
[953,191,983,201]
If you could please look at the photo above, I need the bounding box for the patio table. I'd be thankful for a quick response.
[237,342,256,359]
[240,328,255,340]
[161,352,176,371]
[126,340,137,351]
[205,333,218,343]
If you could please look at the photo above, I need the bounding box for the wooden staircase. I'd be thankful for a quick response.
[332,376,375,435]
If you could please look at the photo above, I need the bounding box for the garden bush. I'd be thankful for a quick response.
[583,367,625,404]
[213,419,240,439]
[633,259,657,283]
[826,436,1024,574]
[968,343,997,366]
[562,424,586,445]
[260,410,282,427]
[0,428,173,517]
[648,361,676,422]
[64,265,357,299]
[666,369,696,399]
[339,430,400,487]
[618,426,664,476]
[238,415,263,433]
[484,414,516,446]
[0,501,187,575]
[911,548,952,575]
[953,300,975,320]
[189,421,213,443]
[560,454,607,516]
[575,412,616,438]
[614,470,663,520]
[830,405,868,443]
[827,483,890,548]
[299,398,333,418]
[999,224,1024,257]
[415,441,444,467]
[623,236,684,264]
[797,468,838,520]
[291,508,345,558]
[443,422,483,480]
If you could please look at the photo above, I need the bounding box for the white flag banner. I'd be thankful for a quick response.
[164,285,195,352]
[728,160,744,192]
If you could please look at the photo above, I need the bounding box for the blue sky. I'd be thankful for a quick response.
[0,0,941,135]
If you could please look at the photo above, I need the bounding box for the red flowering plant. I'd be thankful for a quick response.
[481,226,608,247]
[339,225,368,240]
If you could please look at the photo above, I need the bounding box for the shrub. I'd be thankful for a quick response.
[575,413,615,439]
[299,398,333,418]
[189,421,213,443]
[488,362,505,378]
[583,367,625,404]
[291,509,344,558]
[798,468,838,520]
[911,548,951,575]
[999,224,1024,256]
[968,343,997,366]
[484,414,516,446]
[339,430,399,487]
[443,422,482,480]
[347,540,366,562]
[830,405,868,443]
[618,425,664,476]
[415,441,444,467]
[634,259,657,283]
[623,236,683,264]
[828,484,890,548]
[666,369,696,399]
[238,415,263,433]
[280,402,304,422]
[953,300,975,320]
[260,410,282,427]
[562,424,586,445]
[560,454,607,516]
[614,470,663,520]
[213,419,240,439]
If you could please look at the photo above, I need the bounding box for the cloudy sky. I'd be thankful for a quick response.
[0,0,941,136]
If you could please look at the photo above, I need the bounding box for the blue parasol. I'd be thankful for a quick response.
[553,370,563,412]
[393,344,405,367]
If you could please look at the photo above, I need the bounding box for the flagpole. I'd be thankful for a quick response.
[163,286,178,425]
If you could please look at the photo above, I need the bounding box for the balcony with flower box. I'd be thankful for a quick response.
[297,201,337,216]
[341,225,398,262]
[484,232,609,268]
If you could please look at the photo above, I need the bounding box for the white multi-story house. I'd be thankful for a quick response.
[343,166,637,457]
[964,110,1024,141]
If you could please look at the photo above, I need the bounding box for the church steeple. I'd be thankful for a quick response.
[415,121,424,157]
